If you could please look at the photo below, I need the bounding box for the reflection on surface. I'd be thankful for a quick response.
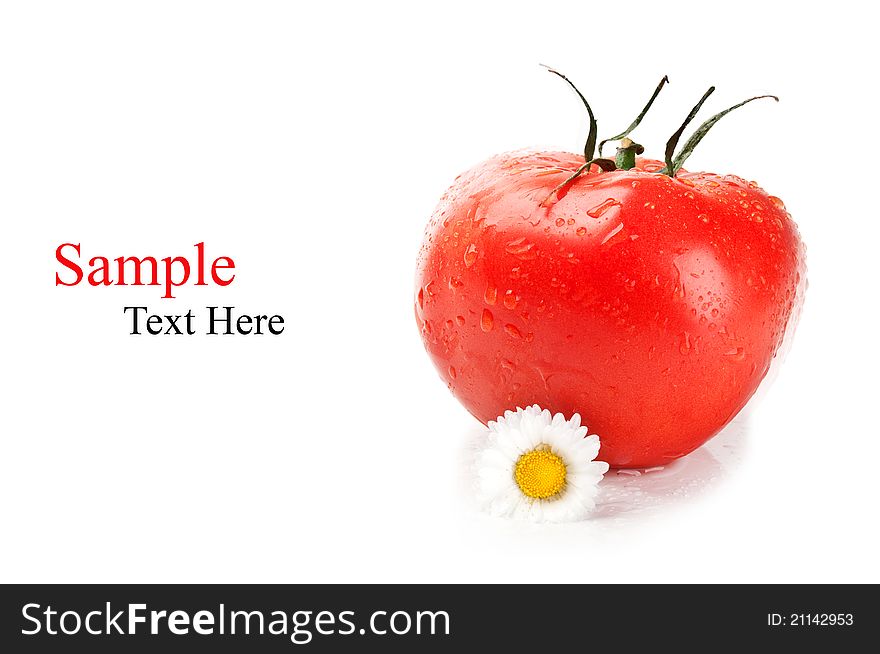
[593,413,748,520]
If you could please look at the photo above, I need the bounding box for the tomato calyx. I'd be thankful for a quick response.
[658,90,779,176]
[539,64,601,162]
[540,66,779,205]
[598,74,670,157]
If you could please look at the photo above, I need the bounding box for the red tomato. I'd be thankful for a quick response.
[415,151,805,468]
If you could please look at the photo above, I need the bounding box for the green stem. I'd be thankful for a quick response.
[614,138,643,170]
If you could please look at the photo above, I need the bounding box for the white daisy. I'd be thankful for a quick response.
[476,404,609,522]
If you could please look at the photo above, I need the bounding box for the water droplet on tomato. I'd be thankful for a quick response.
[448,365,457,379]
[679,331,692,355]
[576,226,587,236]
[484,285,497,305]
[725,347,746,361]
[455,315,466,326]
[768,195,786,210]
[417,287,425,311]
[587,198,620,219]
[505,237,537,260]
[481,309,494,332]
[464,243,478,267]
[504,323,522,338]
[555,217,565,227]
[601,222,626,246]
[503,291,519,309]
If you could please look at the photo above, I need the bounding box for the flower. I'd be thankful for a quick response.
[475,404,609,522]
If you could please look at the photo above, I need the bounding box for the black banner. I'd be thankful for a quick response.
[0,584,874,651]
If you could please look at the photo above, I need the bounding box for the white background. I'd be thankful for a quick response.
[1,1,877,583]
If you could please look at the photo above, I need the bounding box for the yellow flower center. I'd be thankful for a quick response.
[514,447,567,499]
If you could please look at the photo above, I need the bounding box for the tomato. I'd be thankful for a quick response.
[415,151,805,468]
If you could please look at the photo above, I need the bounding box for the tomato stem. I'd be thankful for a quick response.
[614,137,644,170]
[541,65,598,163]
[599,75,670,156]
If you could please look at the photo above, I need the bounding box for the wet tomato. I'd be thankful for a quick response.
[415,151,805,467]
